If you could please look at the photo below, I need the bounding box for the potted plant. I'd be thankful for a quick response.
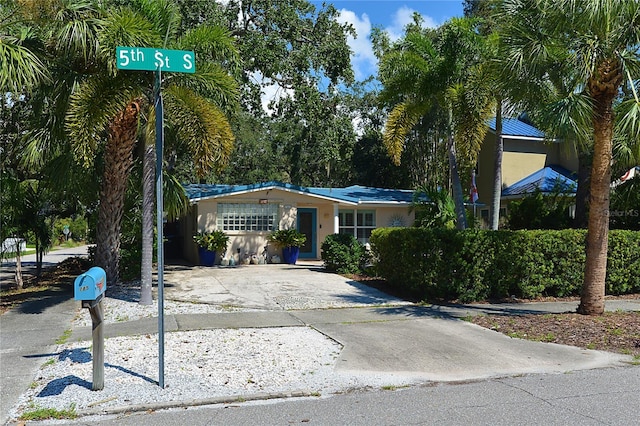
[267,229,306,264]
[193,230,229,266]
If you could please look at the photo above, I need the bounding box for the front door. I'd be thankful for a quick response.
[297,208,317,259]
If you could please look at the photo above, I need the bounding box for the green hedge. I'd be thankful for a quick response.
[321,233,366,274]
[369,228,640,302]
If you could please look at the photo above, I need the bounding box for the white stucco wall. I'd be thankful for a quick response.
[186,188,414,263]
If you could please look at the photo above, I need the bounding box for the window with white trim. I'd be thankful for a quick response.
[217,203,278,231]
[338,209,376,243]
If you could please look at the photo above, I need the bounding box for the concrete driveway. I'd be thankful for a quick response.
[161,261,632,382]
[163,261,413,310]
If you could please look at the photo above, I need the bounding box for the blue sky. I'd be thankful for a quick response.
[312,1,465,80]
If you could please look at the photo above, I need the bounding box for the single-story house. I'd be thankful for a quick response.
[174,182,416,264]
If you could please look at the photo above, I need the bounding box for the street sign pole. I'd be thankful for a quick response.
[154,68,165,389]
[117,46,194,389]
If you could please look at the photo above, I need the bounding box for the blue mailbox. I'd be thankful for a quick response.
[74,267,107,301]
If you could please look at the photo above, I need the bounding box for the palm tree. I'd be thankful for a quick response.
[0,1,48,93]
[123,1,240,304]
[496,0,640,315]
[379,17,493,229]
[65,0,239,287]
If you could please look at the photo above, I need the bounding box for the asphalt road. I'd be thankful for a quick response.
[48,366,640,425]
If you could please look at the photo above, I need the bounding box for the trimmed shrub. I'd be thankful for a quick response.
[321,233,366,274]
[370,228,639,302]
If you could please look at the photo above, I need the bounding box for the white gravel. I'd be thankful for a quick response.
[71,283,251,328]
[9,285,418,422]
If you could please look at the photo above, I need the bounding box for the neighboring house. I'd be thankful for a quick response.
[475,117,578,225]
[174,182,415,263]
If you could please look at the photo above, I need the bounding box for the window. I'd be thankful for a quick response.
[217,203,278,232]
[339,209,376,243]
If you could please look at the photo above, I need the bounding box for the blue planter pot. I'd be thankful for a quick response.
[198,248,216,266]
[282,246,300,265]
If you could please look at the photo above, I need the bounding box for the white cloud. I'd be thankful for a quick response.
[249,71,295,116]
[336,7,441,81]
[336,9,376,81]
[386,6,439,41]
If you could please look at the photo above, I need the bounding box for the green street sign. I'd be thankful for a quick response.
[116,47,195,73]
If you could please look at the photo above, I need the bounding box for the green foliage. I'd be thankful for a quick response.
[370,228,639,303]
[321,233,366,274]
[351,130,412,189]
[193,230,229,252]
[412,186,456,229]
[507,186,575,230]
[267,229,306,249]
[606,231,640,294]
[609,177,640,230]
[53,216,88,243]
[118,199,143,281]
[19,403,77,421]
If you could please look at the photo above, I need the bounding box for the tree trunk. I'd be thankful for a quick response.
[139,143,155,305]
[578,83,617,315]
[95,101,141,286]
[14,247,23,289]
[490,100,503,230]
[573,147,592,228]
[35,240,42,277]
[448,109,467,230]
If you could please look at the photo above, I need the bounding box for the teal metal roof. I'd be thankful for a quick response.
[488,117,546,139]
[502,166,577,198]
[184,182,415,205]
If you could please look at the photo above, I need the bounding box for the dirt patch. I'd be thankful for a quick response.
[470,311,640,357]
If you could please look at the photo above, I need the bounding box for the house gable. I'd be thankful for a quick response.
[502,165,577,199]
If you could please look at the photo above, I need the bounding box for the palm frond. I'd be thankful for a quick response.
[168,62,240,112]
[66,74,144,167]
[98,8,162,76]
[130,0,181,45]
[177,25,240,70]
[52,11,102,65]
[449,82,493,166]
[382,103,422,166]
[534,91,593,145]
[614,98,640,167]
[163,171,189,221]
[0,37,48,92]
[163,86,234,178]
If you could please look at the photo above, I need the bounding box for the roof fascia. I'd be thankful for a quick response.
[489,131,558,143]
[355,201,412,208]
[192,184,360,205]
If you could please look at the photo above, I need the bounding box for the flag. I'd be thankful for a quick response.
[470,170,479,204]
[611,166,639,188]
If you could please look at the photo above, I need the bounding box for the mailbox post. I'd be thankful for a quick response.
[74,267,107,391]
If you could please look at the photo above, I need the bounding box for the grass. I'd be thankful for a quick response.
[1,248,37,259]
[55,329,72,345]
[537,332,556,343]
[381,384,410,391]
[42,358,56,367]
[18,404,77,421]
